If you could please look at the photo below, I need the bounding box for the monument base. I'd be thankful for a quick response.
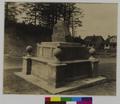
[14,42,107,94]
[21,56,101,88]
[15,72,106,94]
[36,42,89,61]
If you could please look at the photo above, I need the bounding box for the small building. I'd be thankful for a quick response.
[84,35,105,50]
[104,35,117,52]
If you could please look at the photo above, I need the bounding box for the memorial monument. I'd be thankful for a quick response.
[15,18,106,94]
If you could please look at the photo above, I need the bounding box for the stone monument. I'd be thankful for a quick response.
[15,19,106,94]
[52,18,70,42]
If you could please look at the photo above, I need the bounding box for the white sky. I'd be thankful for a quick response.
[75,3,118,39]
[15,3,118,39]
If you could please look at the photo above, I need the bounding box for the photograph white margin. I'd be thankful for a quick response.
[0,0,120,104]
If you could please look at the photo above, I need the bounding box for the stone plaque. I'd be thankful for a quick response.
[52,18,70,42]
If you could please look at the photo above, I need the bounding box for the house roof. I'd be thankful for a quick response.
[105,36,117,44]
[84,36,104,44]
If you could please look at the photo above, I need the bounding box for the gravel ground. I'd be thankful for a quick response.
[3,56,116,95]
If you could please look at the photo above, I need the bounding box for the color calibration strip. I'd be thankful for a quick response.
[45,97,92,104]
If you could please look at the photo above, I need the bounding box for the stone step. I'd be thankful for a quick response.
[15,72,106,94]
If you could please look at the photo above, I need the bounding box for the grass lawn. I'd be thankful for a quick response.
[3,56,116,95]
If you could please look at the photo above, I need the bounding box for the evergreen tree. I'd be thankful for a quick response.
[21,3,83,31]
[5,2,84,35]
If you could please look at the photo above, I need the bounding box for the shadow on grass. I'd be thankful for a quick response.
[3,68,49,94]
[99,62,116,80]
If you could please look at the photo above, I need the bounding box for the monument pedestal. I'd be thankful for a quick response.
[15,72,106,94]
[15,42,106,93]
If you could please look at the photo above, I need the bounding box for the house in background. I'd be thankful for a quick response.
[84,35,105,50]
[104,35,117,52]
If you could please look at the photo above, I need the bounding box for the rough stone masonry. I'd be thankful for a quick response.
[52,18,70,42]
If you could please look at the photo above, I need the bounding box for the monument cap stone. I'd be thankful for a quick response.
[52,18,70,42]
